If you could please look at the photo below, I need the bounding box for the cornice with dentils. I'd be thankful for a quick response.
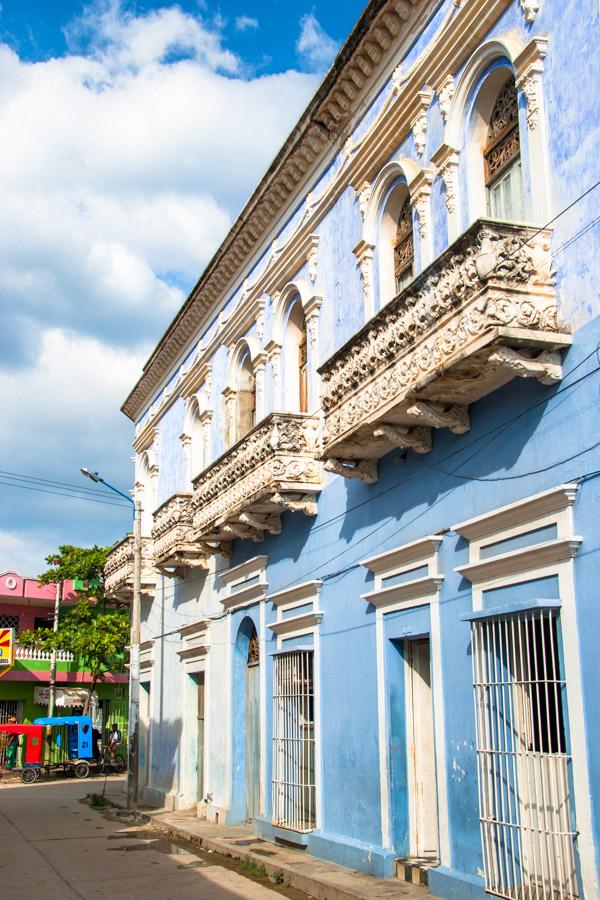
[122,0,440,422]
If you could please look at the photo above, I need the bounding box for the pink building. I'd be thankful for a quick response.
[0,570,128,728]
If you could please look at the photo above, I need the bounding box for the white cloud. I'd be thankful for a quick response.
[235,15,259,32]
[0,3,321,573]
[296,13,338,73]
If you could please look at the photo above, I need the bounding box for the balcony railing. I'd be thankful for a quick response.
[15,646,74,662]
[191,412,321,545]
[152,492,208,574]
[104,535,156,601]
[318,219,570,482]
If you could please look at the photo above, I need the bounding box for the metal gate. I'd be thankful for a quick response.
[272,650,315,832]
[472,609,578,899]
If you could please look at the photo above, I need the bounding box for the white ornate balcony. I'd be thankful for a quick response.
[104,535,156,602]
[191,413,321,545]
[152,493,208,575]
[319,219,571,482]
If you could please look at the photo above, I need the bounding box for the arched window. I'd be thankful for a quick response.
[484,77,523,221]
[378,180,414,307]
[283,300,308,413]
[394,196,414,293]
[237,351,256,441]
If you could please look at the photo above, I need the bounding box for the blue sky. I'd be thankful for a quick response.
[0,0,365,575]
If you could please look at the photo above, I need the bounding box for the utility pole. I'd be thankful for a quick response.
[48,572,62,718]
[80,468,142,809]
[127,498,142,809]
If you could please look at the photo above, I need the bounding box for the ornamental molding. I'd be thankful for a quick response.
[452,483,579,542]
[318,220,570,472]
[408,168,435,240]
[356,180,373,221]
[151,493,209,574]
[353,239,376,317]
[104,535,156,601]
[410,88,434,156]
[431,143,460,214]
[455,536,582,585]
[519,0,540,23]
[191,413,321,544]
[514,37,548,131]
[437,74,455,122]
[123,0,517,422]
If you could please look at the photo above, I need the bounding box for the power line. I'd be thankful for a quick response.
[0,468,123,500]
[0,479,132,509]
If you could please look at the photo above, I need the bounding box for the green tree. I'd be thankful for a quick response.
[19,546,130,714]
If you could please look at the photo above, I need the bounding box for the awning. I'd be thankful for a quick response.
[33,686,90,708]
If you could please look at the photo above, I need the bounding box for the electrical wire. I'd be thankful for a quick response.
[0,468,124,500]
[0,478,132,509]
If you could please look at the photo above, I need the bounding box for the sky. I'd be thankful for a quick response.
[0,0,366,576]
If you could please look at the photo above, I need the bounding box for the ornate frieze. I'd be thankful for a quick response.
[152,493,209,574]
[319,220,570,478]
[191,413,321,544]
[104,535,156,601]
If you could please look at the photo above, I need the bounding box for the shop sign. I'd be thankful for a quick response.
[0,628,15,676]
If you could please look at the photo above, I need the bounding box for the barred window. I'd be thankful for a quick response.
[484,78,523,221]
[0,614,19,631]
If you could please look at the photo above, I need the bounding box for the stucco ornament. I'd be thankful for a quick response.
[439,159,458,213]
[357,181,372,222]
[191,413,321,542]
[354,241,375,314]
[152,493,208,573]
[517,70,542,130]
[255,301,266,342]
[437,75,456,122]
[319,221,564,457]
[519,0,540,22]
[105,535,156,600]
[411,108,428,156]
[307,243,319,284]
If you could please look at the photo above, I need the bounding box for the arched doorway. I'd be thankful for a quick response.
[246,626,260,820]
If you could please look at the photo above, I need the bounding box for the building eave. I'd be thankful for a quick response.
[121,0,441,422]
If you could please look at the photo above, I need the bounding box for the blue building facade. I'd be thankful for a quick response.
[105,1,600,897]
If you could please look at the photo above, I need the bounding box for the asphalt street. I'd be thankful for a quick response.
[0,776,287,899]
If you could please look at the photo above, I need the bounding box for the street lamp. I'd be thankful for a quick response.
[81,466,142,810]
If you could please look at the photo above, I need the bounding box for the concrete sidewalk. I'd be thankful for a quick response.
[138,806,439,900]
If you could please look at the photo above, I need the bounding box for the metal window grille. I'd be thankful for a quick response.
[472,609,579,900]
[0,700,23,767]
[0,614,19,630]
[272,650,316,832]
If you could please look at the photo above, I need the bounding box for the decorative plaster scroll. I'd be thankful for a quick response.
[373,424,432,453]
[488,346,562,385]
[410,88,434,156]
[357,181,372,221]
[515,37,548,131]
[255,299,266,342]
[239,512,282,535]
[319,221,565,453]
[152,493,209,570]
[307,242,319,284]
[431,144,460,215]
[437,74,455,122]
[305,295,323,352]
[353,239,375,317]
[519,0,539,23]
[324,458,378,484]
[271,492,318,517]
[404,401,470,434]
[105,535,156,600]
[408,169,434,240]
[191,413,321,538]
